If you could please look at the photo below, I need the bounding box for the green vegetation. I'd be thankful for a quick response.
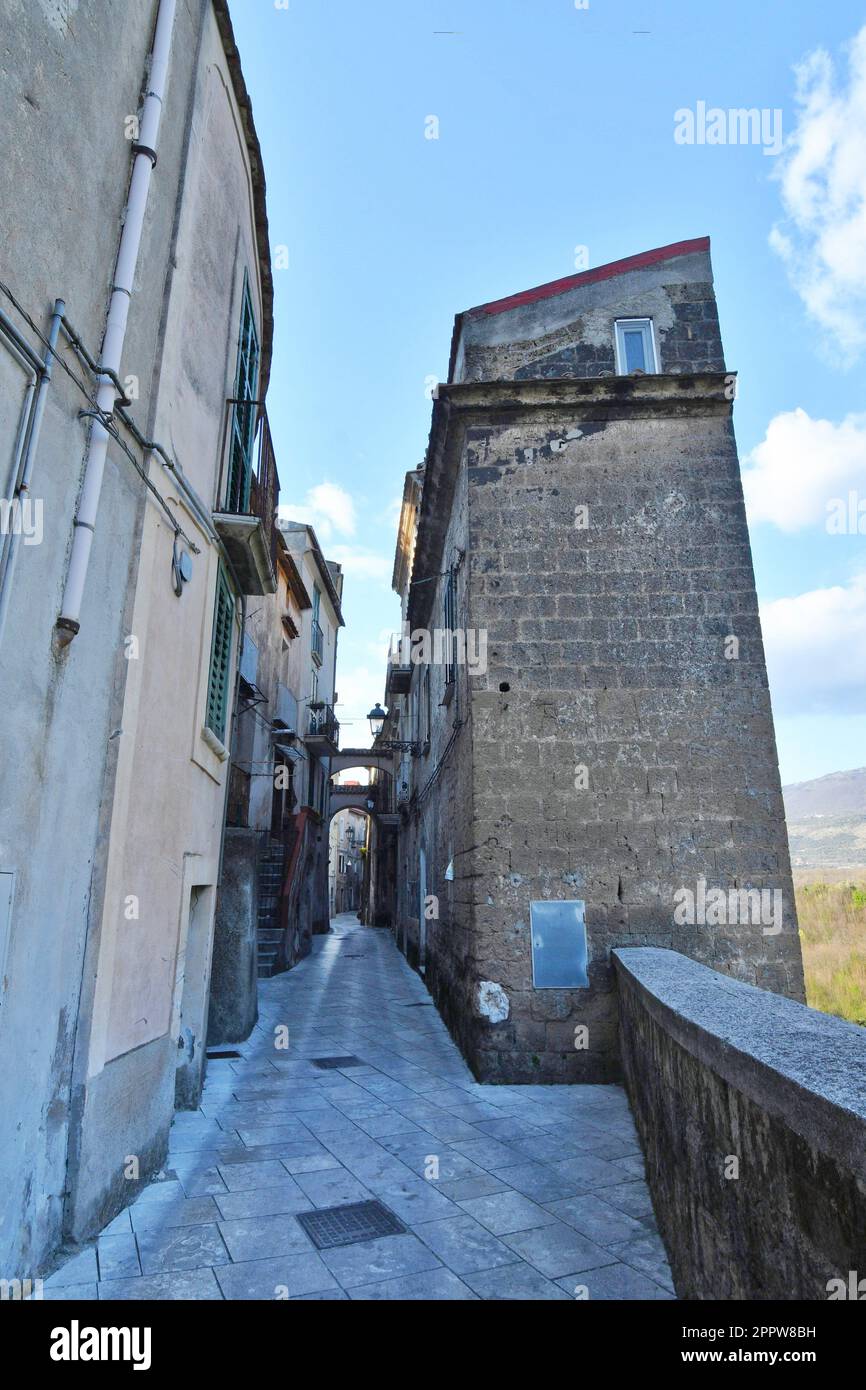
[796,880,866,1027]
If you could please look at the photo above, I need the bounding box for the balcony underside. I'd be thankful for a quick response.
[386,664,412,695]
[306,732,339,755]
[213,512,277,595]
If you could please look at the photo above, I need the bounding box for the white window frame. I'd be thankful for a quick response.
[614,318,658,375]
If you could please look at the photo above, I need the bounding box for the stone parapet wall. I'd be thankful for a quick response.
[614,947,866,1300]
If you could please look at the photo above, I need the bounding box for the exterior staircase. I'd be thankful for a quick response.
[257,840,286,978]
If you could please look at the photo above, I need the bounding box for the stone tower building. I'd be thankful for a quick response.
[385,237,805,1083]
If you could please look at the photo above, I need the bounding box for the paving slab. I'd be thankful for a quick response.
[556,1262,676,1300]
[215,1253,339,1300]
[457,1190,561,1236]
[319,1232,443,1289]
[349,1268,478,1300]
[463,1262,573,1300]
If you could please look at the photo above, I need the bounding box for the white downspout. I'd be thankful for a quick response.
[56,0,177,645]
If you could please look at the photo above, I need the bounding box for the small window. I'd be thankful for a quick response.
[614,318,657,375]
[206,565,235,744]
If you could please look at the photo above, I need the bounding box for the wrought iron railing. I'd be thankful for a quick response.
[218,398,279,568]
[308,701,339,745]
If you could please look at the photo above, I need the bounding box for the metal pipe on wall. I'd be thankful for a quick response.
[0,298,65,649]
[56,0,177,645]
[0,320,39,577]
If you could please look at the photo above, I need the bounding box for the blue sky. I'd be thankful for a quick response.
[229,0,866,785]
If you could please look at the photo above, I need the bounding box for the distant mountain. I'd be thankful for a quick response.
[783,768,866,870]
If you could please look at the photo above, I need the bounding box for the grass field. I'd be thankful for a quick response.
[794,873,866,1027]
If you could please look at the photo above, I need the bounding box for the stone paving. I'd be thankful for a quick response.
[44,915,674,1300]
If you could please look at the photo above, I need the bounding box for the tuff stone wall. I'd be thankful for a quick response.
[395,453,478,1060]
[614,948,866,1300]
[458,377,803,1082]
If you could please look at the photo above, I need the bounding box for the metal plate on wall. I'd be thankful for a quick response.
[530,899,589,988]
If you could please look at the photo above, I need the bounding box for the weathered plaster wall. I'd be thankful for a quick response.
[614,948,866,1300]
[0,0,274,1269]
[0,0,184,1278]
[67,3,268,1241]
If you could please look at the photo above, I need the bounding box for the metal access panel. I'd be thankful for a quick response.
[297,1200,406,1249]
[530,899,589,988]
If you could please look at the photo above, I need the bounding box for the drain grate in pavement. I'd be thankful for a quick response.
[297,1200,406,1249]
[311,1055,366,1069]
[207,1049,242,1059]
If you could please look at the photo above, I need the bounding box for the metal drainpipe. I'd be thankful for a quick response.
[0,298,65,650]
[56,0,177,646]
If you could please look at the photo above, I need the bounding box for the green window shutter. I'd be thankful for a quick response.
[206,566,235,744]
[226,273,260,512]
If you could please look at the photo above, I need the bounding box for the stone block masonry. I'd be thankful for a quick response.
[392,241,804,1086]
[457,378,803,1082]
[615,948,866,1299]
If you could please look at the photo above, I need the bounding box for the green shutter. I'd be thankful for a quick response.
[206,566,235,743]
[226,274,260,513]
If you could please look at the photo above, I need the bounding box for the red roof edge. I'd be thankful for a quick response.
[446,236,711,382]
[466,237,711,321]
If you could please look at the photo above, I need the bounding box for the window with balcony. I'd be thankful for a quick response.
[226,275,260,512]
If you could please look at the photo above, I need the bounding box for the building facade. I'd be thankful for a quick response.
[329,807,368,915]
[209,532,309,1040]
[279,521,344,939]
[0,0,276,1275]
[381,238,805,1084]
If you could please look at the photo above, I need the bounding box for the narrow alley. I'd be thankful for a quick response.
[43,916,673,1301]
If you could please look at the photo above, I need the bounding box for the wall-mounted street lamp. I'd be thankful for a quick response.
[367,703,417,754]
[368,703,387,739]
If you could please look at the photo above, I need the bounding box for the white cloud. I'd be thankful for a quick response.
[769,24,866,356]
[332,664,385,749]
[742,407,866,530]
[761,573,866,715]
[327,545,391,582]
[278,481,356,541]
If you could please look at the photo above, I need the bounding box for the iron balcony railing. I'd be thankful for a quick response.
[308,701,339,746]
[311,618,324,665]
[217,397,279,570]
